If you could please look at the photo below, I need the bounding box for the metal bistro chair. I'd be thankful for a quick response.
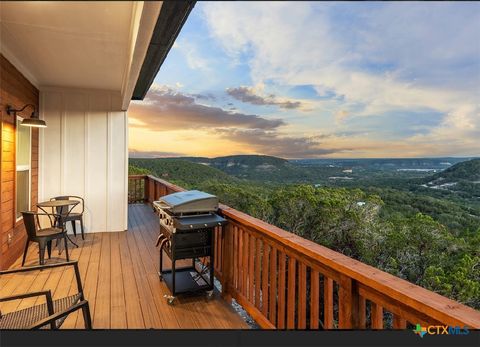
[0,261,92,329]
[21,211,69,266]
[50,196,85,240]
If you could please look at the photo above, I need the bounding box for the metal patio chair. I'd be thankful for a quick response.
[0,261,92,329]
[21,211,69,266]
[50,196,85,240]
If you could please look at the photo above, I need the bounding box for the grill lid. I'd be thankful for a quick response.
[157,190,219,214]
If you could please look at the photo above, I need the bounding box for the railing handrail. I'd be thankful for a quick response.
[130,174,480,328]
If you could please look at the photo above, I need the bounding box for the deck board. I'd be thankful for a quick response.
[0,204,249,329]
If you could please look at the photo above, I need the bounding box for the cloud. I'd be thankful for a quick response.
[191,92,217,101]
[201,2,480,156]
[226,86,302,109]
[129,149,184,158]
[128,85,355,158]
[214,128,353,158]
[334,110,349,124]
[174,39,211,72]
[128,87,285,132]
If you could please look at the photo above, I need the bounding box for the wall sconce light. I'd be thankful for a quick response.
[6,104,46,128]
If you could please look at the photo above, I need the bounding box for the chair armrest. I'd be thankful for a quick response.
[28,300,88,329]
[0,261,84,310]
[0,290,55,327]
[0,290,52,303]
[0,260,79,276]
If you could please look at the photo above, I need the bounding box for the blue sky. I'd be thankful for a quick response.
[129,2,480,159]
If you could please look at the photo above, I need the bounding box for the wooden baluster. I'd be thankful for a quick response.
[298,263,307,329]
[324,277,334,329]
[143,177,147,202]
[371,302,384,329]
[277,252,286,329]
[238,228,244,294]
[134,179,137,201]
[392,314,406,329]
[249,235,255,302]
[254,238,262,310]
[233,226,239,289]
[358,296,366,329]
[269,247,277,325]
[242,231,249,297]
[310,270,319,329]
[287,257,296,329]
[339,275,353,329]
[137,179,140,201]
[261,243,270,317]
[221,223,234,303]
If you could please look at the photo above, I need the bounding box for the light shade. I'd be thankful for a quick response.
[20,118,47,128]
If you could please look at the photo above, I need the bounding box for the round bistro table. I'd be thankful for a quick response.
[37,199,80,248]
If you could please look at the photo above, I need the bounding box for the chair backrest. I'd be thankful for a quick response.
[21,212,38,239]
[50,195,84,214]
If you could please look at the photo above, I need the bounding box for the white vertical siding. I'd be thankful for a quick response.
[39,88,127,233]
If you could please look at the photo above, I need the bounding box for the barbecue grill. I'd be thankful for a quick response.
[153,190,226,304]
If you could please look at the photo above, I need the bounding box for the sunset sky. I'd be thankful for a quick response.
[128,2,480,159]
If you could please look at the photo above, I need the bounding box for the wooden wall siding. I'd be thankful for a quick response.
[0,54,39,270]
[129,175,480,330]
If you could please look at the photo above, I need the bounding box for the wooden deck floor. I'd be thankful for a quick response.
[0,204,249,329]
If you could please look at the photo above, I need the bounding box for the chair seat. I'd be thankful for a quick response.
[36,227,64,237]
[0,293,82,329]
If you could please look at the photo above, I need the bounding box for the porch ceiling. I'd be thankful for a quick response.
[0,1,154,97]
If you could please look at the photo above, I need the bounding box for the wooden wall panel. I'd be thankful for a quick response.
[0,54,39,270]
[41,88,128,234]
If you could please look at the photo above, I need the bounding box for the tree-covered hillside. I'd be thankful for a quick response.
[429,158,480,182]
[129,157,480,310]
[129,158,239,187]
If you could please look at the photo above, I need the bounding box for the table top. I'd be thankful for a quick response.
[37,200,79,208]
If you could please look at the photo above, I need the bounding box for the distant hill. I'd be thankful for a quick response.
[420,159,480,197]
[129,158,238,187]
[176,155,330,183]
[429,158,480,182]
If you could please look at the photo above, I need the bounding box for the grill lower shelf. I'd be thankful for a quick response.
[160,267,213,295]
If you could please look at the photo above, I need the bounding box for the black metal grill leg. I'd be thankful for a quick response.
[172,260,176,295]
[159,245,164,280]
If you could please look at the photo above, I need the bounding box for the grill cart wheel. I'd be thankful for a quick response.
[206,290,214,301]
[164,294,176,305]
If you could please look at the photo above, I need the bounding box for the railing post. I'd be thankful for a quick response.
[143,176,148,203]
[147,176,154,203]
[221,222,234,304]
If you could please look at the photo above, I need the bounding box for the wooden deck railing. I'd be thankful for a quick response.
[128,174,480,330]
